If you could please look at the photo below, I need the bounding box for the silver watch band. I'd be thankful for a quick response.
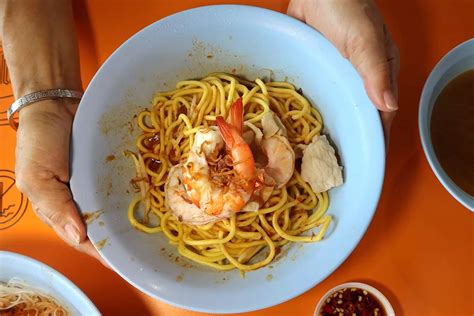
[7,89,83,121]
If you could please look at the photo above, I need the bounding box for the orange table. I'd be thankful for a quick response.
[1,1,473,315]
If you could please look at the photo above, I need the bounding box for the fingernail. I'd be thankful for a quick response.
[65,224,80,244]
[383,90,398,111]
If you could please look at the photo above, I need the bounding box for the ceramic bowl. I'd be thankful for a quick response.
[0,251,99,315]
[419,38,474,211]
[313,282,395,316]
[70,5,385,313]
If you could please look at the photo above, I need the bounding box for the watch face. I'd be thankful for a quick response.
[0,46,13,127]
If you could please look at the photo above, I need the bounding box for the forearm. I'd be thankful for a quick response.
[1,0,81,103]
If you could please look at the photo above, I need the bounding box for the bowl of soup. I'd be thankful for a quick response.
[0,251,100,315]
[419,38,474,211]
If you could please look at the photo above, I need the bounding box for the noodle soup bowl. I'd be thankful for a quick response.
[419,38,474,211]
[0,251,99,315]
[70,5,385,313]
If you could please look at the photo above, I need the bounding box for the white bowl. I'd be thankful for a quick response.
[0,251,99,315]
[419,38,474,211]
[314,282,395,316]
[70,5,385,313]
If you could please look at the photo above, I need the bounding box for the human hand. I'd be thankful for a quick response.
[15,100,104,263]
[288,0,400,142]
[2,0,107,265]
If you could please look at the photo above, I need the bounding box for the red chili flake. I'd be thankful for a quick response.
[322,304,334,314]
[319,288,385,316]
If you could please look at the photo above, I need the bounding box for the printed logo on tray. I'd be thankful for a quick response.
[0,47,26,229]
[0,46,13,127]
[0,170,28,230]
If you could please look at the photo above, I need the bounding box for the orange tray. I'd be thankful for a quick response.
[1,1,473,315]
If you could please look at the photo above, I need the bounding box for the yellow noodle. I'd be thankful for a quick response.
[128,196,162,233]
[127,73,334,272]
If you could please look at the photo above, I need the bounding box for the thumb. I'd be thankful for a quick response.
[22,177,87,245]
[20,174,108,266]
[348,29,398,112]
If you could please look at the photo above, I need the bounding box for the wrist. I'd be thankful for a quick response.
[5,37,83,98]
[10,71,82,100]
[18,98,78,121]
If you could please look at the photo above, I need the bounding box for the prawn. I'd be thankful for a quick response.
[260,111,295,188]
[166,166,231,225]
[181,98,256,216]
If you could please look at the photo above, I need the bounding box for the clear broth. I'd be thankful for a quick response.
[430,69,474,196]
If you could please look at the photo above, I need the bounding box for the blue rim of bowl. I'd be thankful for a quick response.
[418,38,474,211]
[74,4,386,313]
[0,251,100,315]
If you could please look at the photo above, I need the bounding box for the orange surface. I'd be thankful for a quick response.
[1,1,473,315]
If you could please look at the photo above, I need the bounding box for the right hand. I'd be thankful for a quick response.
[15,100,104,263]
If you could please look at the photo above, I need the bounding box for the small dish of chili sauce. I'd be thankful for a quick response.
[314,282,395,316]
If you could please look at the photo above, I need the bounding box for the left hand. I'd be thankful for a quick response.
[2,0,107,266]
[15,100,105,264]
[288,0,400,143]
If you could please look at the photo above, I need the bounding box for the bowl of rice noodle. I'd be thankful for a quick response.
[0,251,99,315]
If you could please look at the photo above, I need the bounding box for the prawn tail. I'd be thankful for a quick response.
[216,116,238,148]
[228,97,243,134]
